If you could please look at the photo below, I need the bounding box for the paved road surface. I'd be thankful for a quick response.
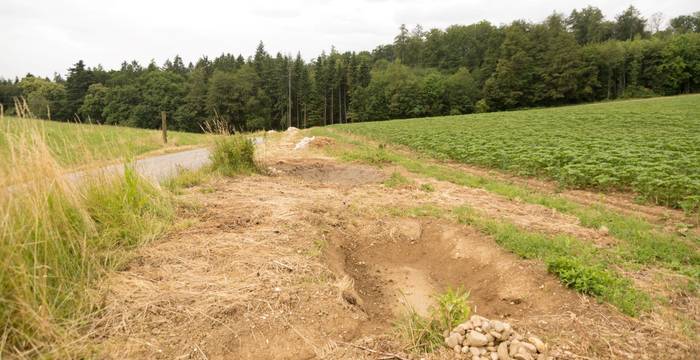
[65,147,212,184]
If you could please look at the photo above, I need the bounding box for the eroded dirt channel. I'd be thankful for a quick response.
[93,134,695,359]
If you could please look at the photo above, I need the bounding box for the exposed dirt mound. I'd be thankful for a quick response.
[271,159,387,186]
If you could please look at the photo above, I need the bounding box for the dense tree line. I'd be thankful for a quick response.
[1,7,699,132]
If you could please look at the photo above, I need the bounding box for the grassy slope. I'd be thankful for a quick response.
[311,127,699,317]
[0,117,214,167]
[334,95,700,210]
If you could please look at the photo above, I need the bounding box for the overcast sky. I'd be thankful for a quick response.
[2,0,697,79]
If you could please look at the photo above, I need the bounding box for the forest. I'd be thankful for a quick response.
[1,6,699,132]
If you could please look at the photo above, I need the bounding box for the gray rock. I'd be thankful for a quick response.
[519,342,537,354]
[467,331,489,347]
[446,332,462,348]
[513,351,533,360]
[490,353,499,360]
[498,342,510,360]
[470,347,482,357]
[509,341,520,357]
[528,336,546,353]
[493,321,505,332]
[490,331,502,340]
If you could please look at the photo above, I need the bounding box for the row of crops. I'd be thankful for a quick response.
[335,95,700,213]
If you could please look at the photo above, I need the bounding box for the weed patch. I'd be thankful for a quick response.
[210,135,259,176]
[396,288,470,353]
[384,171,414,188]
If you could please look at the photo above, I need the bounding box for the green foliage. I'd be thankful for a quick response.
[207,66,270,132]
[335,95,700,210]
[547,256,612,296]
[396,288,471,353]
[18,76,66,119]
[621,85,657,99]
[315,129,678,315]
[454,206,650,316]
[434,287,472,331]
[210,135,259,176]
[4,7,700,130]
[546,256,649,316]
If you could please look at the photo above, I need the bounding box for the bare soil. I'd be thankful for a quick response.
[92,133,697,359]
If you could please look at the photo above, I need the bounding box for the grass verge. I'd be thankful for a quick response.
[310,128,699,282]
[453,205,651,316]
[0,126,174,357]
[1,116,215,168]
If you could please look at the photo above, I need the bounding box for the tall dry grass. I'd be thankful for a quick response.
[0,122,174,357]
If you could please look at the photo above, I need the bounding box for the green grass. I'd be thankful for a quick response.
[163,167,210,194]
[420,183,435,192]
[0,125,177,357]
[454,205,650,316]
[396,288,471,353]
[210,134,260,176]
[333,95,700,211]
[384,171,414,188]
[0,116,215,167]
[311,128,699,280]
[311,128,695,315]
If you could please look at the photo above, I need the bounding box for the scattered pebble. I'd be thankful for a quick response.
[445,315,552,360]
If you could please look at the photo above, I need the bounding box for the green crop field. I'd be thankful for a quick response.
[0,117,215,167]
[335,95,700,211]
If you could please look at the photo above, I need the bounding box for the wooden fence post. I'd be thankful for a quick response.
[0,103,4,119]
[161,111,168,144]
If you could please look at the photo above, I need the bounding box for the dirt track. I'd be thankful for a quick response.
[93,131,696,359]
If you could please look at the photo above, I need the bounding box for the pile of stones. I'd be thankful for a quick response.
[444,315,550,360]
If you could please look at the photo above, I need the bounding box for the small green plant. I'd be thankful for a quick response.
[163,167,209,194]
[306,238,328,257]
[338,145,392,165]
[384,171,414,188]
[546,256,613,296]
[210,134,259,176]
[420,183,435,192]
[396,288,470,353]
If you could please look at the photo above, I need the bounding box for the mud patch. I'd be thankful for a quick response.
[271,159,386,186]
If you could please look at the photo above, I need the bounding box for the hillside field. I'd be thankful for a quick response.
[0,117,215,167]
[335,95,700,212]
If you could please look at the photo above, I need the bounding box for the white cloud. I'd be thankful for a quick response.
[1,0,697,78]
